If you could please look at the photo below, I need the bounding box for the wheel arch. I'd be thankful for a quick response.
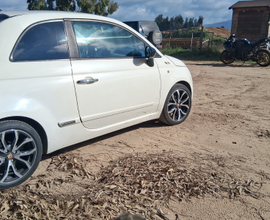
[158,80,193,115]
[176,81,192,97]
[0,116,48,155]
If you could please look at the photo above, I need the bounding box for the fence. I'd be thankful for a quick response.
[161,26,226,50]
[162,37,201,49]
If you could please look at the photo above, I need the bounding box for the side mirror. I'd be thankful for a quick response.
[145,46,156,67]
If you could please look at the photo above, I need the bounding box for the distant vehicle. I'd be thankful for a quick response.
[0,11,192,189]
[220,34,270,66]
[124,21,163,49]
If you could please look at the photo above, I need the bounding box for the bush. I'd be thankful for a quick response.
[161,47,221,61]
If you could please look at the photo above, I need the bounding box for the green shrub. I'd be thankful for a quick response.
[161,47,221,61]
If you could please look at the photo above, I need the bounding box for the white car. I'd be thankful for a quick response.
[0,11,193,189]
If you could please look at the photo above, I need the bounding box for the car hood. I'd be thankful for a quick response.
[165,55,186,67]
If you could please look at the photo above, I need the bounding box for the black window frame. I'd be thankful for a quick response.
[0,14,9,23]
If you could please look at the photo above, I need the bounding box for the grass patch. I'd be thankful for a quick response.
[161,47,222,61]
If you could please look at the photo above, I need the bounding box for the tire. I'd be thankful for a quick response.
[0,120,42,189]
[256,50,270,66]
[220,50,235,64]
[159,84,192,125]
[147,30,162,46]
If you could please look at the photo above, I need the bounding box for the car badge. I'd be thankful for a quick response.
[7,154,13,160]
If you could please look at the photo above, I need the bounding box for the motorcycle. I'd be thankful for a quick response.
[220,34,270,66]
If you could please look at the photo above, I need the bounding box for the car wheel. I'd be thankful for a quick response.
[0,120,42,189]
[159,84,192,125]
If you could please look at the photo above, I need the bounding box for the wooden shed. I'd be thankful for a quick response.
[229,0,270,43]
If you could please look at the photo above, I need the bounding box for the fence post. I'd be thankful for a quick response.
[199,26,204,51]
[190,32,194,51]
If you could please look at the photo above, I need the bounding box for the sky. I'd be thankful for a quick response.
[0,0,237,25]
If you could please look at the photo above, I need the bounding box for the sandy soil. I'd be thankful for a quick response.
[204,27,231,39]
[1,60,270,219]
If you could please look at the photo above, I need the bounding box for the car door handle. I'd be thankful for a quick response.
[77,78,99,85]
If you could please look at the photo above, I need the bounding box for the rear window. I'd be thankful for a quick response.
[0,14,9,23]
[12,21,69,61]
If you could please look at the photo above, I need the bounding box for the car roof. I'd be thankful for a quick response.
[2,10,104,18]
[2,10,102,17]
[0,11,163,57]
[0,10,122,26]
[0,11,132,55]
[0,10,135,40]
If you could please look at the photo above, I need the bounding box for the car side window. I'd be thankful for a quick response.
[12,22,69,61]
[71,21,145,58]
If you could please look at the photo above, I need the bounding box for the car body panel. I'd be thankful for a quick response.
[0,59,81,150]
[0,11,192,154]
[71,57,161,129]
[154,58,193,111]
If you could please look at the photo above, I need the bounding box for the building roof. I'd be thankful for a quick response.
[229,0,270,9]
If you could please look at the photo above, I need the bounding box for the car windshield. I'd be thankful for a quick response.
[0,14,9,22]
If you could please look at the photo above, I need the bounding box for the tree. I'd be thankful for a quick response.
[187,18,194,28]
[182,18,188,28]
[27,0,118,16]
[197,16,204,26]
[154,14,170,31]
[174,15,184,30]
[155,14,203,31]
[155,14,163,26]
[169,17,175,30]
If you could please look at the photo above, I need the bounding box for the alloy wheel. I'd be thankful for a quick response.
[0,129,38,185]
[167,88,190,122]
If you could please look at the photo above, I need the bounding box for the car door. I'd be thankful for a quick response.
[8,20,79,134]
[68,20,161,130]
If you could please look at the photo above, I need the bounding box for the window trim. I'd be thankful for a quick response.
[64,20,79,58]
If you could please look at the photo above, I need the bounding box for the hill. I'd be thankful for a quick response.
[204,20,232,30]
[204,27,231,39]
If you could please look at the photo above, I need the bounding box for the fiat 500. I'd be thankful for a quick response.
[0,11,193,189]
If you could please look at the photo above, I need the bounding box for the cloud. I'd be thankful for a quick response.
[111,4,156,21]
[0,0,28,11]
[0,0,236,25]
[111,0,236,24]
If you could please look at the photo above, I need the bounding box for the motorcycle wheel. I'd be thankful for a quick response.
[256,50,270,66]
[220,50,235,64]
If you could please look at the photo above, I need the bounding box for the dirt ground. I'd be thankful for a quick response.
[204,27,231,39]
[1,60,270,220]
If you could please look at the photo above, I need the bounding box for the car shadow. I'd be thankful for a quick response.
[41,120,166,160]
[190,62,259,68]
